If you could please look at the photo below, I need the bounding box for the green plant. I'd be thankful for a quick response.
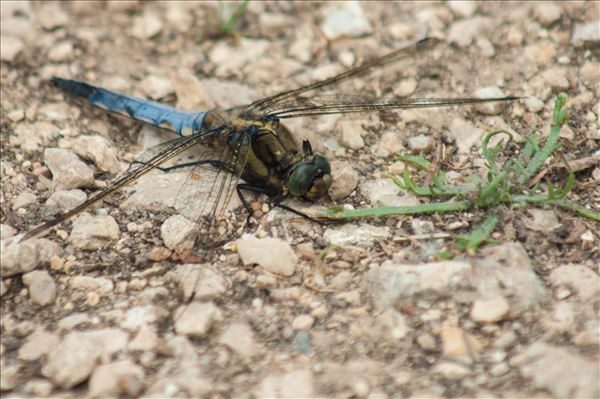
[322,94,599,254]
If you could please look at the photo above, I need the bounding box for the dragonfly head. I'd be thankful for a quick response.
[287,140,332,201]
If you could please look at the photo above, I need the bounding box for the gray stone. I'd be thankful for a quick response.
[524,41,557,64]
[328,270,353,291]
[375,131,403,157]
[39,103,73,122]
[256,369,315,398]
[433,361,471,380]
[59,135,120,173]
[447,1,477,17]
[541,68,570,91]
[219,322,260,358]
[328,161,359,201]
[320,2,371,40]
[81,328,129,357]
[441,325,481,363]
[533,2,562,26]
[236,235,297,277]
[512,341,599,398]
[549,264,600,301]
[338,120,365,150]
[69,276,114,294]
[411,218,434,235]
[22,270,57,306]
[523,209,561,233]
[364,242,546,312]
[122,167,241,219]
[209,39,270,78]
[12,192,37,210]
[0,363,20,391]
[140,74,172,100]
[258,12,295,36]
[474,87,509,115]
[324,223,390,246]
[128,325,158,351]
[47,41,74,63]
[160,215,198,253]
[0,224,17,239]
[57,313,90,331]
[22,379,53,396]
[407,134,430,151]
[122,305,159,331]
[175,301,223,337]
[470,297,510,323]
[292,315,315,331]
[416,333,437,351]
[448,16,493,47]
[14,122,61,152]
[45,189,87,213]
[572,20,600,46]
[448,117,484,154]
[0,36,24,62]
[88,360,145,398]
[172,68,216,110]
[44,148,95,190]
[359,178,419,207]
[18,329,60,361]
[36,2,69,29]
[130,12,163,39]
[167,264,230,302]
[395,78,418,97]
[0,237,62,277]
[41,332,101,389]
[374,309,410,340]
[69,213,119,250]
[524,97,544,113]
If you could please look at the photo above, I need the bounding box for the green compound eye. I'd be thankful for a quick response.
[312,155,330,174]
[288,164,316,197]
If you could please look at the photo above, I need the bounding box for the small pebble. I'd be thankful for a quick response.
[219,322,260,358]
[292,315,315,330]
[474,87,509,115]
[22,270,57,306]
[236,235,297,277]
[160,215,198,253]
[12,192,37,210]
[470,297,510,323]
[174,301,223,337]
[69,214,120,250]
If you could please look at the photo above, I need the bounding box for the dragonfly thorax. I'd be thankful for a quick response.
[232,116,331,201]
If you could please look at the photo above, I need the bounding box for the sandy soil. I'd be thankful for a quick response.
[1,2,599,398]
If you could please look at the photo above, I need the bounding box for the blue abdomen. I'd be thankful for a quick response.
[51,77,207,136]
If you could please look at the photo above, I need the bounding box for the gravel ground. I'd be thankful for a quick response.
[1,1,599,398]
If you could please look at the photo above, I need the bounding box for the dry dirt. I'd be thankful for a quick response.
[1,2,599,398]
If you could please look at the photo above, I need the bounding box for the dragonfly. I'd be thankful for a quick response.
[22,37,520,242]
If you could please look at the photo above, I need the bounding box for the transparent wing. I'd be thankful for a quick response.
[23,127,223,240]
[172,130,249,227]
[246,37,440,113]
[262,95,522,119]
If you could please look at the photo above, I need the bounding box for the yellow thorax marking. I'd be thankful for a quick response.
[232,118,279,137]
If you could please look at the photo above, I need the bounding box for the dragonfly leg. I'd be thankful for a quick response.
[236,183,274,223]
[131,159,232,173]
[272,201,317,222]
[272,197,344,225]
[236,185,337,225]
